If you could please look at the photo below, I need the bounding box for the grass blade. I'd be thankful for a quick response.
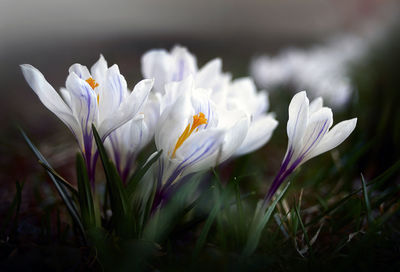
[242,181,291,257]
[76,153,98,230]
[38,160,78,196]
[193,185,223,256]
[294,205,312,254]
[92,124,133,238]
[126,150,162,198]
[360,173,372,224]
[19,127,86,243]
[307,159,400,226]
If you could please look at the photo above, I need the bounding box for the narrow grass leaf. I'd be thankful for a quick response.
[38,160,78,196]
[360,173,372,224]
[294,206,311,253]
[19,127,86,243]
[76,153,98,229]
[193,186,223,256]
[92,124,133,238]
[242,181,291,257]
[126,150,162,198]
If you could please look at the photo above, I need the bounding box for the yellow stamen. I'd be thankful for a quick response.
[85,77,99,90]
[86,77,100,104]
[171,112,208,158]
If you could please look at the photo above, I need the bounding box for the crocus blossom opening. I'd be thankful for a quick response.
[265,91,357,202]
[152,76,249,210]
[85,77,99,90]
[21,55,154,185]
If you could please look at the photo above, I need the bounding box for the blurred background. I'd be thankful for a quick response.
[1,0,400,269]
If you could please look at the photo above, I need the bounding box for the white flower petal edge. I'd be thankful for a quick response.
[141,45,197,94]
[235,114,278,156]
[265,91,357,201]
[21,64,82,147]
[225,78,278,156]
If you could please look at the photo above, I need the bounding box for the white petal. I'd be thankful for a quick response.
[287,91,309,149]
[218,109,250,163]
[235,114,278,156]
[20,64,81,144]
[305,118,357,160]
[195,58,222,89]
[309,97,323,114]
[178,129,225,176]
[161,75,194,113]
[68,63,91,79]
[98,64,128,122]
[155,89,194,156]
[141,49,173,94]
[91,54,108,84]
[295,107,333,164]
[141,93,161,145]
[65,72,99,138]
[98,78,153,139]
[255,90,269,115]
[170,45,197,81]
[60,87,72,107]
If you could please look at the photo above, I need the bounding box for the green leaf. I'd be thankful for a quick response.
[126,150,163,199]
[193,184,224,256]
[307,158,400,226]
[143,173,203,244]
[92,124,133,238]
[19,127,86,243]
[242,181,291,257]
[76,153,98,230]
[38,160,78,196]
[360,173,372,224]
[294,205,312,253]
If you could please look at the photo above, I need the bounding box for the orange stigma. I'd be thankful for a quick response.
[85,77,99,90]
[171,112,208,158]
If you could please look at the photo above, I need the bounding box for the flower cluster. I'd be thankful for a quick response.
[250,35,367,109]
[21,45,356,203]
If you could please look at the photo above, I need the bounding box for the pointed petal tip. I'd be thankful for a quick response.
[141,77,155,87]
[20,64,37,73]
[108,63,120,73]
[20,63,31,69]
[348,117,358,129]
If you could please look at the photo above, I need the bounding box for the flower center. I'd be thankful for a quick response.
[171,112,208,158]
[85,77,100,104]
[86,77,99,89]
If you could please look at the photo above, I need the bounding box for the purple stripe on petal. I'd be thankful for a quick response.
[300,119,328,158]
[164,137,218,188]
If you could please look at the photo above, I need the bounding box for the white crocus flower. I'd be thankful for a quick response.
[141,46,197,94]
[265,91,357,201]
[250,35,367,109]
[224,78,278,156]
[105,93,161,182]
[142,45,277,156]
[21,55,154,183]
[153,76,249,208]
